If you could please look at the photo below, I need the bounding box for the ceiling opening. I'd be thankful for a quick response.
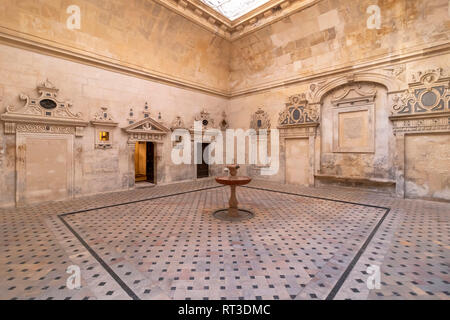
[199,0,272,21]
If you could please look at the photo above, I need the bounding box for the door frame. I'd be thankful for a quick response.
[195,142,210,179]
[284,137,311,186]
[279,124,319,187]
[134,140,157,184]
[16,132,74,205]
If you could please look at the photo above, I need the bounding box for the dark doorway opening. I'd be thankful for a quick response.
[197,143,209,178]
[135,141,155,183]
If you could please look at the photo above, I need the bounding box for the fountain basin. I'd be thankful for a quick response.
[214,165,254,221]
[215,176,252,186]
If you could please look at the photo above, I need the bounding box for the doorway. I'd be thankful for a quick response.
[285,138,310,186]
[135,141,155,183]
[196,143,210,178]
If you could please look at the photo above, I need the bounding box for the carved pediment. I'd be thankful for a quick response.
[91,107,118,127]
[278,94,319,128]
[331,84,377,107]
[1,79,88,135]
[391,68,450,117]
[123,117,170,134]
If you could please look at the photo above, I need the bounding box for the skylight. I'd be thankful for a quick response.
[199,0,272,21]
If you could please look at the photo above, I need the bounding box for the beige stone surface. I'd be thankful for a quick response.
[0,44,227,207]
[0,0,230,93]
[405,134,450,201]
[285,138,309,186]
[23,135,71,204]
[231,0,450,93]
[0,0,449,206]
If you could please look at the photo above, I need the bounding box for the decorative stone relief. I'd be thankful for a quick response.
[388,67,450,199]
[171,115,186,131]
[90,107,118,149]
[392,68,449,117]
[250,107,270,131]
[122,103,170,144]
[193,109,216,130]
[383,64,405,80]
[331,84,376,153]
[278,94,319,127]
[0,79,88,135]
[219,111,229,131]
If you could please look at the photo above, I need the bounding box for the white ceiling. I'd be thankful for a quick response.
[199,0,271,20]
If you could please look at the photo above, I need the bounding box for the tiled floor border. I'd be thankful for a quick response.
[57,184,391,300]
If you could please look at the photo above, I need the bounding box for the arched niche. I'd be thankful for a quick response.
[310,73,397,192]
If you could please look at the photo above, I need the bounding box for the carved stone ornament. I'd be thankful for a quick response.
[90,107,118,149]
[170,115,186,131]
[331,83,377,107]
[91,107,118,127]
[278,94,319,127]
[390,67,450,134]
[122,103,170,144]
[1,79,88,135]
[193,109,215,130]
[250,107,271,131]
[391,68,449,116]
[219,111,229,131]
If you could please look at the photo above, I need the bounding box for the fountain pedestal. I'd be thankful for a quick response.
[214,165,254,221]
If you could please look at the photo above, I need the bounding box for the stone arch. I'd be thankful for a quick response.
[309,72,400,105]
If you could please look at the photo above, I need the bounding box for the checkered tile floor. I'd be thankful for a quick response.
[1,179,449,300]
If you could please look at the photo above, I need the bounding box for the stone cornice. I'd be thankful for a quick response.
[1,28,449,100]
[230,41,450,98]
[0,27,231,98]
[155,0,319,41]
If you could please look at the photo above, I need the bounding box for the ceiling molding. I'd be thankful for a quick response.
[0,27,231,98]
[154,0,320,41]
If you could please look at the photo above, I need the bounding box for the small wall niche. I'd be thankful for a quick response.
[90,107,118,149]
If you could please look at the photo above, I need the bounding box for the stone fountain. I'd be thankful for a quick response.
[214,165,254,221]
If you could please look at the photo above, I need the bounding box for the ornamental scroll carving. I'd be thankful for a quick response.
[192,109,216,130]
[392,68,449,116]
[390,68,450,134]
[0,79,88,135]
[278,94,319,127]
[250,107,270,131]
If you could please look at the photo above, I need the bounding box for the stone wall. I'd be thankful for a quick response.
[0,0,449,206]
[227,53,450,200]
[230,0,450,94]
[0,0,230,94]
[0,44,227,207]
